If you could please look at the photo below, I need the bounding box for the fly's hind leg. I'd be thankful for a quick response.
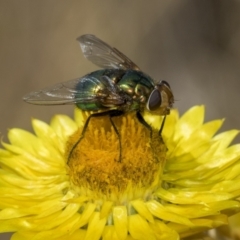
[67,109,124,164]
[108,110,124,162]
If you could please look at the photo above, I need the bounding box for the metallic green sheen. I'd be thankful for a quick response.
[75,69,155,111]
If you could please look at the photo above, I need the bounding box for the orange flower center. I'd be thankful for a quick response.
[66,112,167,202]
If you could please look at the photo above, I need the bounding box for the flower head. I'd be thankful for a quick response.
[0,105,240,240]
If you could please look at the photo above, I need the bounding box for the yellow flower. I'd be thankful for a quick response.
[0,105,240,240]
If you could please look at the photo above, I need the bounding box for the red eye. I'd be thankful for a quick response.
[147,89,162,111]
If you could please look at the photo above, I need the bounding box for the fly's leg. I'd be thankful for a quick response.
[108,110,124,162]
[67,110,124,164]
[159,115,166,136]
[136,111,167,137]
[136,111,152,138]
[136,112,167,162]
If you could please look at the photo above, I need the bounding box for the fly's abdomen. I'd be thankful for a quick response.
[74,69,126,111]
[75,70,108,111]
[76,102,104,111]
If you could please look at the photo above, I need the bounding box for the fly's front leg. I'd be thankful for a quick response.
[137,112,165,162]
[136,111,167,163]
[136,111,152,138]
[136,111,167,138]
[159,115,166,136]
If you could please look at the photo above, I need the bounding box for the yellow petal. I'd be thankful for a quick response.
[142,109,161,130]
[0,169,65,189]
[100,201,113,219]
[0,198,67,220]
[155,188,233,204]
[50,115,78,142]
[131,199,154,223]
[150,220,179,240]
[163,109,179,140]
[128,214,155,240]
[71,203,96,229]
[8,128,39,155]
[1,142,27,156]
[113,206,128,240]
[173,105,204,141]
[32,203,81,231]
[169,214,228,238]
[55,229,87,240]
[74,107,85,127]
[146,200,193,226]
[65,195,89,204]
[212,179,240,193]
[195,145,240,178]
[11,231,35,240]
[7,128,64,166]
[0,219,18,232]
[161,203,218,218]
[225,162,240,180]
[209,167,233,182]
[213,129,240,151]
[171,119,223,159]
[32,118,65,156]
[84,212,106,240]
[102,226,119,240]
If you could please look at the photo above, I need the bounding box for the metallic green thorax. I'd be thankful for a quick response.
[75,69,155,111]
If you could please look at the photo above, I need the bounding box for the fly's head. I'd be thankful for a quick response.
[146,80,174,116]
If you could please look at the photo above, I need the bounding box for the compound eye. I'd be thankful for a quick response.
[147,89,162,111]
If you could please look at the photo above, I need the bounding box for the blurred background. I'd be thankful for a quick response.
[0,0,240,239]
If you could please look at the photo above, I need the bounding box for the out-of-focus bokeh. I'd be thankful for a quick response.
[0,1,240,239]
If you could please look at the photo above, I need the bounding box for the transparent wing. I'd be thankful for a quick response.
[23,78,95,105]
[23,76,125,106]
[77,34,140,70]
